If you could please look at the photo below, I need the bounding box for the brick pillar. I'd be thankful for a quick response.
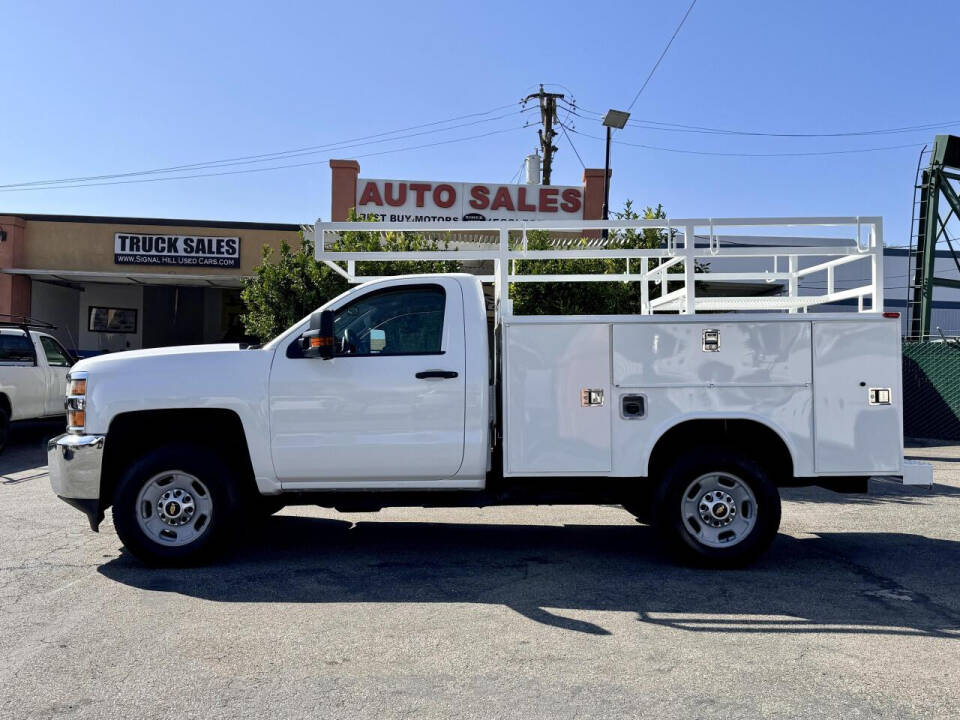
[582,168,610,238]
[329,159,360,221]
[0,216,30,319]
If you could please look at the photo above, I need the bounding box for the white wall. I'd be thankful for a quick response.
[78,283,143,354]
[30,281,80,353]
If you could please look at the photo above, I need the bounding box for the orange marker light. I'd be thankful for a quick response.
[69,378,86,395]
[68,409,85,428]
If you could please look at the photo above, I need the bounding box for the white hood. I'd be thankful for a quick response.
[74,343,243,373]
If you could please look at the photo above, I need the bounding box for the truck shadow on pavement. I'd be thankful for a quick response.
[98,517,960,639]
[779,479,960,506]
[1,419,64,480]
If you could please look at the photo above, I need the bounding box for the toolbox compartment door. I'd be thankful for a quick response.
[504,323,611,474]
[613,322,811,387]
[813,321,902,473]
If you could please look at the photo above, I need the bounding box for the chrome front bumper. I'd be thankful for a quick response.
[48,433,106,530]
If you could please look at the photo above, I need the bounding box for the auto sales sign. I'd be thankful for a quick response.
[114,233,241,268]
[356,178,584,222]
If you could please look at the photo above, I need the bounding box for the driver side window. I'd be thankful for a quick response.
[333,285,446,357]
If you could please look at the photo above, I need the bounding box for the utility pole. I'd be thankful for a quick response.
[522,85,564,184]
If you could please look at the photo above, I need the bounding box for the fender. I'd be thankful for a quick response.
[72,344,280,493]
[641,411,801,478]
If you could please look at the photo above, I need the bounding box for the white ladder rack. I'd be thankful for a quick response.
[310,217,884,319]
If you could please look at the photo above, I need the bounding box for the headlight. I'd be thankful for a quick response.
[66,371,87,433]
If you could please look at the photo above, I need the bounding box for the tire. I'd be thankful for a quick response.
[0,409,8,454]
[112,444,240,566]
[653,446,781,568]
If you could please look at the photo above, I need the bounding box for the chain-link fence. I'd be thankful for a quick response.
[902,340,960,440]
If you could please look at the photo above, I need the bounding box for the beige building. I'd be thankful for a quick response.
[0,214,301,356]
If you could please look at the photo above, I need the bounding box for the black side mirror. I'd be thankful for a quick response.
[301,309,335,359]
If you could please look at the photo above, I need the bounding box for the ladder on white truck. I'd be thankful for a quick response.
[308,217,885,319]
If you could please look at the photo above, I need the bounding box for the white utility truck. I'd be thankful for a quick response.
[49,217,932,566]
[0,318,73,451]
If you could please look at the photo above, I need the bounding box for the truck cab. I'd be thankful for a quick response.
[0,324,73,449]
[268,275,489,489]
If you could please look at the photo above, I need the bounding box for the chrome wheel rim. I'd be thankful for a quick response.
[681,472,757,549]
[135,471,213,547]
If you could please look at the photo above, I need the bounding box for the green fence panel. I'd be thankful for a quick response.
[902,341,960,440]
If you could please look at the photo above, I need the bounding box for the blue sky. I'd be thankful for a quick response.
[2,0,959,246]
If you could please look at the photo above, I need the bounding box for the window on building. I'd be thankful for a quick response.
[39,335,72,367]
[0,332,36,363]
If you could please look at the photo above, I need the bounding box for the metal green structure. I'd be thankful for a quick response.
[908,134,960,339]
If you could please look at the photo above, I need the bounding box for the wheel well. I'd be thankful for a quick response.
[100,409,257,509]
[647,419,794,485]
[0,393,10,418]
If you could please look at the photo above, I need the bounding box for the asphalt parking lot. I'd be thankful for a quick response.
[2,421,960,719]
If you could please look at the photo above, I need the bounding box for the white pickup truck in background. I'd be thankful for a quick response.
[47,217,933,568]
[0,319,73,451]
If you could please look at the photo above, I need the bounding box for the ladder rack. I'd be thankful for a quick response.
[311,217,884,319]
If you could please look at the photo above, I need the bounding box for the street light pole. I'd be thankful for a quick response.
[600,109,630,240]
[601,125,612,238]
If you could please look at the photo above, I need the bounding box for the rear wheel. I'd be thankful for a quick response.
[653,446,781,567]
[113,445,239,566]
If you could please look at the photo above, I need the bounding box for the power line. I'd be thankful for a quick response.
[0,103,530,191]
[625,118,960,138]
[0,126,526,193]
[563,125,924,157]
[626,0,698,111]
[562,100,960,138]
[559,119,586,169]
[509,158,526,184]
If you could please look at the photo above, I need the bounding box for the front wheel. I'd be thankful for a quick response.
[112,445,240,566]
[653,446,781,568]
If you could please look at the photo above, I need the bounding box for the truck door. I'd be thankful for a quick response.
[269,278,467,485]
[36,334,72,416]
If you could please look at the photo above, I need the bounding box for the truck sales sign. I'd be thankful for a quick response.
[356,178,584,222]
[114,233,241,268]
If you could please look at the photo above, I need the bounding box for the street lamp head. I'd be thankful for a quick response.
[602,109,631,129]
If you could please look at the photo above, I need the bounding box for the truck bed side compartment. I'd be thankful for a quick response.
[812,321,902,474]
[504,323,611,475]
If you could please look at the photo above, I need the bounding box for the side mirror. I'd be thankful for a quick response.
[301,309,335,359]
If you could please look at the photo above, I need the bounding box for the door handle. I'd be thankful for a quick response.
[416,370,459,379]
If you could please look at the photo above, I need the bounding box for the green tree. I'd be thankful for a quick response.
[511,201,676,315]
[241,211,460,342]
[331,209,460,278]
[241,233,346,342]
